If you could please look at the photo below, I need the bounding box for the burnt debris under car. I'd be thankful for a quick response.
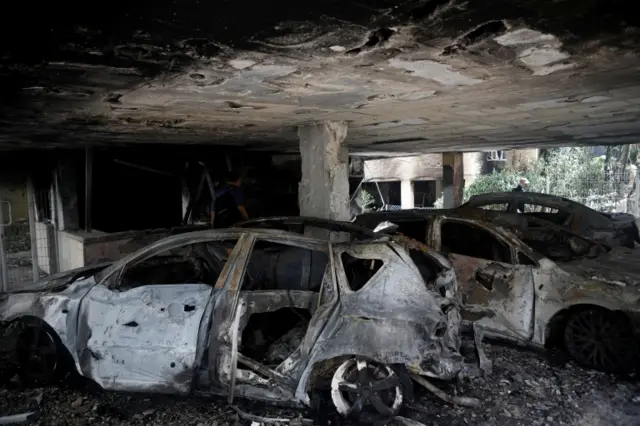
[0,227,482,424]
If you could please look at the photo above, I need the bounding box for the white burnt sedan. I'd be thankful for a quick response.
[1,227,470,424]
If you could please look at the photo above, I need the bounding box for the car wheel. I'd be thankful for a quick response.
[564,308,637,374]
[330,357,412,424]
[14,320,65,386]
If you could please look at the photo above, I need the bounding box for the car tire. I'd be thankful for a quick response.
[564,308,637,374]
[13,319,68,387]
[328,357,413,424]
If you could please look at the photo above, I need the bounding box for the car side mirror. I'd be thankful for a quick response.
[373,221,399,234]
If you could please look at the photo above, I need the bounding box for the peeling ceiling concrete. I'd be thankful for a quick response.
[0,0,639,153]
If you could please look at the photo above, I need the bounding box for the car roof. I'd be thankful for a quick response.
[234,216,378,239]
[355,209,607,260]
[464,191,598,213]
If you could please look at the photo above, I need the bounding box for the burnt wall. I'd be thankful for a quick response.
[91,150,183,232]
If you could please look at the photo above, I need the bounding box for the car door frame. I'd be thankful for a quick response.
[210,232,338,405]
[428,216,538,343]
[77,230,252,394]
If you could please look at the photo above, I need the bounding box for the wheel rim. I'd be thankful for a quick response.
[330,358,403,423]
[15,324,59,383]
[565,310,635,373]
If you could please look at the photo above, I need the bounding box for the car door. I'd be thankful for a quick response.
[431,217,536,342]
[222,235,335,404]
[76,236,240,395]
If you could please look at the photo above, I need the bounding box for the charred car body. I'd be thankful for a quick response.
[0,228,469,422]
[355,211,640,374]
[460,191,640,249]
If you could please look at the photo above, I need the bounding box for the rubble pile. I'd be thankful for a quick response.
[1,343,638,426]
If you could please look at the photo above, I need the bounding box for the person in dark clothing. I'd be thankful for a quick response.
[210,171,249,228]
[512,177,529,212]
[512,177,529,192]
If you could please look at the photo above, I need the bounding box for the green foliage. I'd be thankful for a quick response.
[356,188,376,212]
[463,147,626,211]
[465,160,546,200]
[432,146,635,212]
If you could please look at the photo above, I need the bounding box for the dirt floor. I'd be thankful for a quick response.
[1,343,638,426]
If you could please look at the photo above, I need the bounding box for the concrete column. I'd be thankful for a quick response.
[378,182,390,206]
[435,179,444,202]
[298,121,349,233]
[400,180,414,209]
[53,159,79,231]
[181,178,190,222]
[442,153,464,208]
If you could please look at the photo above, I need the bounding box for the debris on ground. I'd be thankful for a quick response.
[1,343,638,426]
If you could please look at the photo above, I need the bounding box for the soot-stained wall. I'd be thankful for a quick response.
[91,150,183,233]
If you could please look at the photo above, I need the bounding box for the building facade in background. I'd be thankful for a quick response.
[361,149,540,208]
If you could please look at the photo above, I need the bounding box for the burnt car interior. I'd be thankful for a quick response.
[521,203,572,226]
[118,240,236,290]
[473,203,509,212]
[341,253,383,291]
[113,233,449,376]
[517,228,605,261]
[441,221,512,264]
[389,218,430,241]
[237,240,329,369]
[235,238,446,372]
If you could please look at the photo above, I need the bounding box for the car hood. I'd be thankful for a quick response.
[560,247,640,287]
[7,262,112,294]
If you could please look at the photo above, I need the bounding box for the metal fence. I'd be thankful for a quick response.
[541,171,640,216]
[0,187,55,292]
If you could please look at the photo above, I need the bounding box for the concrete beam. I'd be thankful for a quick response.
[298,120,350,227]
[442,152,464,208]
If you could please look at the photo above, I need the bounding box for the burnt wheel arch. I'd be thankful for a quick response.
[7,316,77,386]
[308,356,413,425]
[563,307,637,374]
[546,305,637,374]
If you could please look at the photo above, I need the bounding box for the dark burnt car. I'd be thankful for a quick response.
[459,192,640,248]
[354,210,640,375]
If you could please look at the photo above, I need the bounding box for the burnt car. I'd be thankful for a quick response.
[459,191,640,248]
[0,228,467,423]
[355,211,640,374]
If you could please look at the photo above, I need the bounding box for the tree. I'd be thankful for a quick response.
[462,147,626,211]
[433,145,636,211]
[355,188,376,213]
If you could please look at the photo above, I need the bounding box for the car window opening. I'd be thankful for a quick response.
[523,204,569,225]
[240,307,311,367]
[236,241,328,370]
[119,242,230,290]
[393,219,429,241]
[520,230,602,262]
[243,240,328,291]
[441,221,512,264]
[341,252,383,291]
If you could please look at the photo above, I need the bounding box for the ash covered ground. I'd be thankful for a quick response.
[1,343,638,426]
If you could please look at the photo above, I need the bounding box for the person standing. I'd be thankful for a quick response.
[512,177,529,192]
[512,177,529,213]
[210,171,249,228]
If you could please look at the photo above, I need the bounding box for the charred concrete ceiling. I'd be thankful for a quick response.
[1,0,639,153]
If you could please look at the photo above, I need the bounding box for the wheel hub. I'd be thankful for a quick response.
[564,309,636,374]
[330,358,403,424]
